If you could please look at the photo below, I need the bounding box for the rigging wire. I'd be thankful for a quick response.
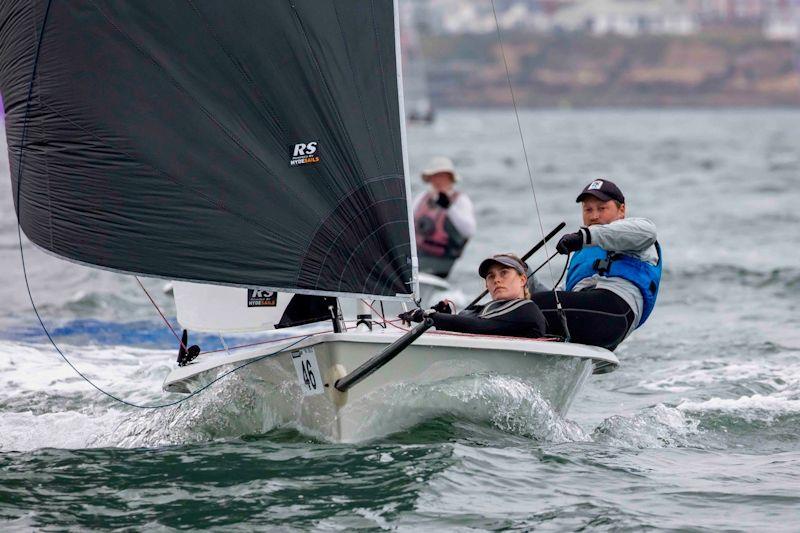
[489,0,570,340]
[134,276,186,350]
[11,0,319,410]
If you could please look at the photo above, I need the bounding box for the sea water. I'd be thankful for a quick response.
[1,109,799,531]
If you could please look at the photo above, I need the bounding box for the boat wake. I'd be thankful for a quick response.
[6,334,797,452]
[588,369,800,451]
[590,388,800,452]
[0,340,590,449]
[590,355,800,450]
[101,374,280,448]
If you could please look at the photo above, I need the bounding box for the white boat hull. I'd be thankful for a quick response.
[163,330,617,442]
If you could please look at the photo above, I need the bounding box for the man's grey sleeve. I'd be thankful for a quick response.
[586,218,657,254]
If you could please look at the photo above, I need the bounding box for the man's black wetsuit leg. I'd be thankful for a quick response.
[531,289,635,350]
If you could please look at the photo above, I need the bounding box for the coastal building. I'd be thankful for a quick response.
[421,0,798,41]
[551,0,698,36]
[425,0,699,36]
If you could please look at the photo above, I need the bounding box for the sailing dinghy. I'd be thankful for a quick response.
[2,0,617,442]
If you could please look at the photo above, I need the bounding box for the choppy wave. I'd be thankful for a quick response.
[636,357,800,394]
[665,264,800,293]
[591,404,700,448]
[595,355,800,451]
[679,394,800,419]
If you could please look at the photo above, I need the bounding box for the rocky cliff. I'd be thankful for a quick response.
[423,32,800,107]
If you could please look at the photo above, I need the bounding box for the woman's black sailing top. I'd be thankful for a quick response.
[429,299,546,338]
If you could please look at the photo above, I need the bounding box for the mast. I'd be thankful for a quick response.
[395,0,420,301]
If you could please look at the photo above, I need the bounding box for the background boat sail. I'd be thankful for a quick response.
[1,0,617,441]
[400,1,435,124]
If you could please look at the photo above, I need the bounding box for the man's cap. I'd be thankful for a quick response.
[421,156,459,183]
[576,179,624,204]
[478,253,528,278]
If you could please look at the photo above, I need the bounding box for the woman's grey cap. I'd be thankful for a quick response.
[478,254,528,278]
[576,178,625,204]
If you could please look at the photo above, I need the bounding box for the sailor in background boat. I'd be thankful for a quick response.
[531,179,662,350]
[399,254,546,338]
[412,156,476,278]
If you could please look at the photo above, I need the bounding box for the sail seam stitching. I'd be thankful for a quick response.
[369,0,400,171]
[337,220,406,292]
[360,243,408,294]
[183,0,287,142]
[86,0,306,213]
[316,195,405,288]
[304,187,404,287]
[300,177,406,290]
[333,4,380,170]
[287,1,364,182]
[31,1,55,251]
[33,97,292,250]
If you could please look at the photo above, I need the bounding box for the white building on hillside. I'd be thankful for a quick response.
[552,0,698,36]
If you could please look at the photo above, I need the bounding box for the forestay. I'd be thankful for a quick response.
[1,0,416,300]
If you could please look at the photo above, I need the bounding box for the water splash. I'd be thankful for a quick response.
[343,374,588,444]
[592,404,700,448]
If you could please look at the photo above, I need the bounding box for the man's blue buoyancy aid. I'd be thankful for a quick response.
[565,242,662,326]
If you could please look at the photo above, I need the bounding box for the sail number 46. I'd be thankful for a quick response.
[291,348,324,396]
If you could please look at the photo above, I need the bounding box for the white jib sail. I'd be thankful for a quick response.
[173,281,295,333]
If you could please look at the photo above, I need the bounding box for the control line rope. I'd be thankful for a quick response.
[490,0,570,339]
[134,277,186,350]
[12,0,318,410]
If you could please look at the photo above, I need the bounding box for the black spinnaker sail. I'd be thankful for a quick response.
[0,0,416,300]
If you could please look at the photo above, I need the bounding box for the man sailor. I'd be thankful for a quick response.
[412,156,476,278]
[400,253,546,338]
[531,179,662,350]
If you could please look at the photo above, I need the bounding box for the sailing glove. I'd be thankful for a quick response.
[398,307,439,325]
[556,228,590,254]
[399,308,425,324]
[435,192,451,209]
[432,300,455,314]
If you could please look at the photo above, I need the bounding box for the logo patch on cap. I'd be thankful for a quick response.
[588,179,604,191]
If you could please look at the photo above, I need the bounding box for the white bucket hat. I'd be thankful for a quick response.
[421,156,459,183]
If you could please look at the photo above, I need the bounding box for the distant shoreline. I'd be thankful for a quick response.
[423,32,800,108]
[424,106,800,111]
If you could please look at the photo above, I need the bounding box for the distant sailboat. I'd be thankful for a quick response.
[2,0,616,442]
[400,1,435,124]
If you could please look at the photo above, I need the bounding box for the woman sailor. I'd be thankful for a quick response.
[412,156,476,278]
[400,254,546,338]
[531,179,662,350]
